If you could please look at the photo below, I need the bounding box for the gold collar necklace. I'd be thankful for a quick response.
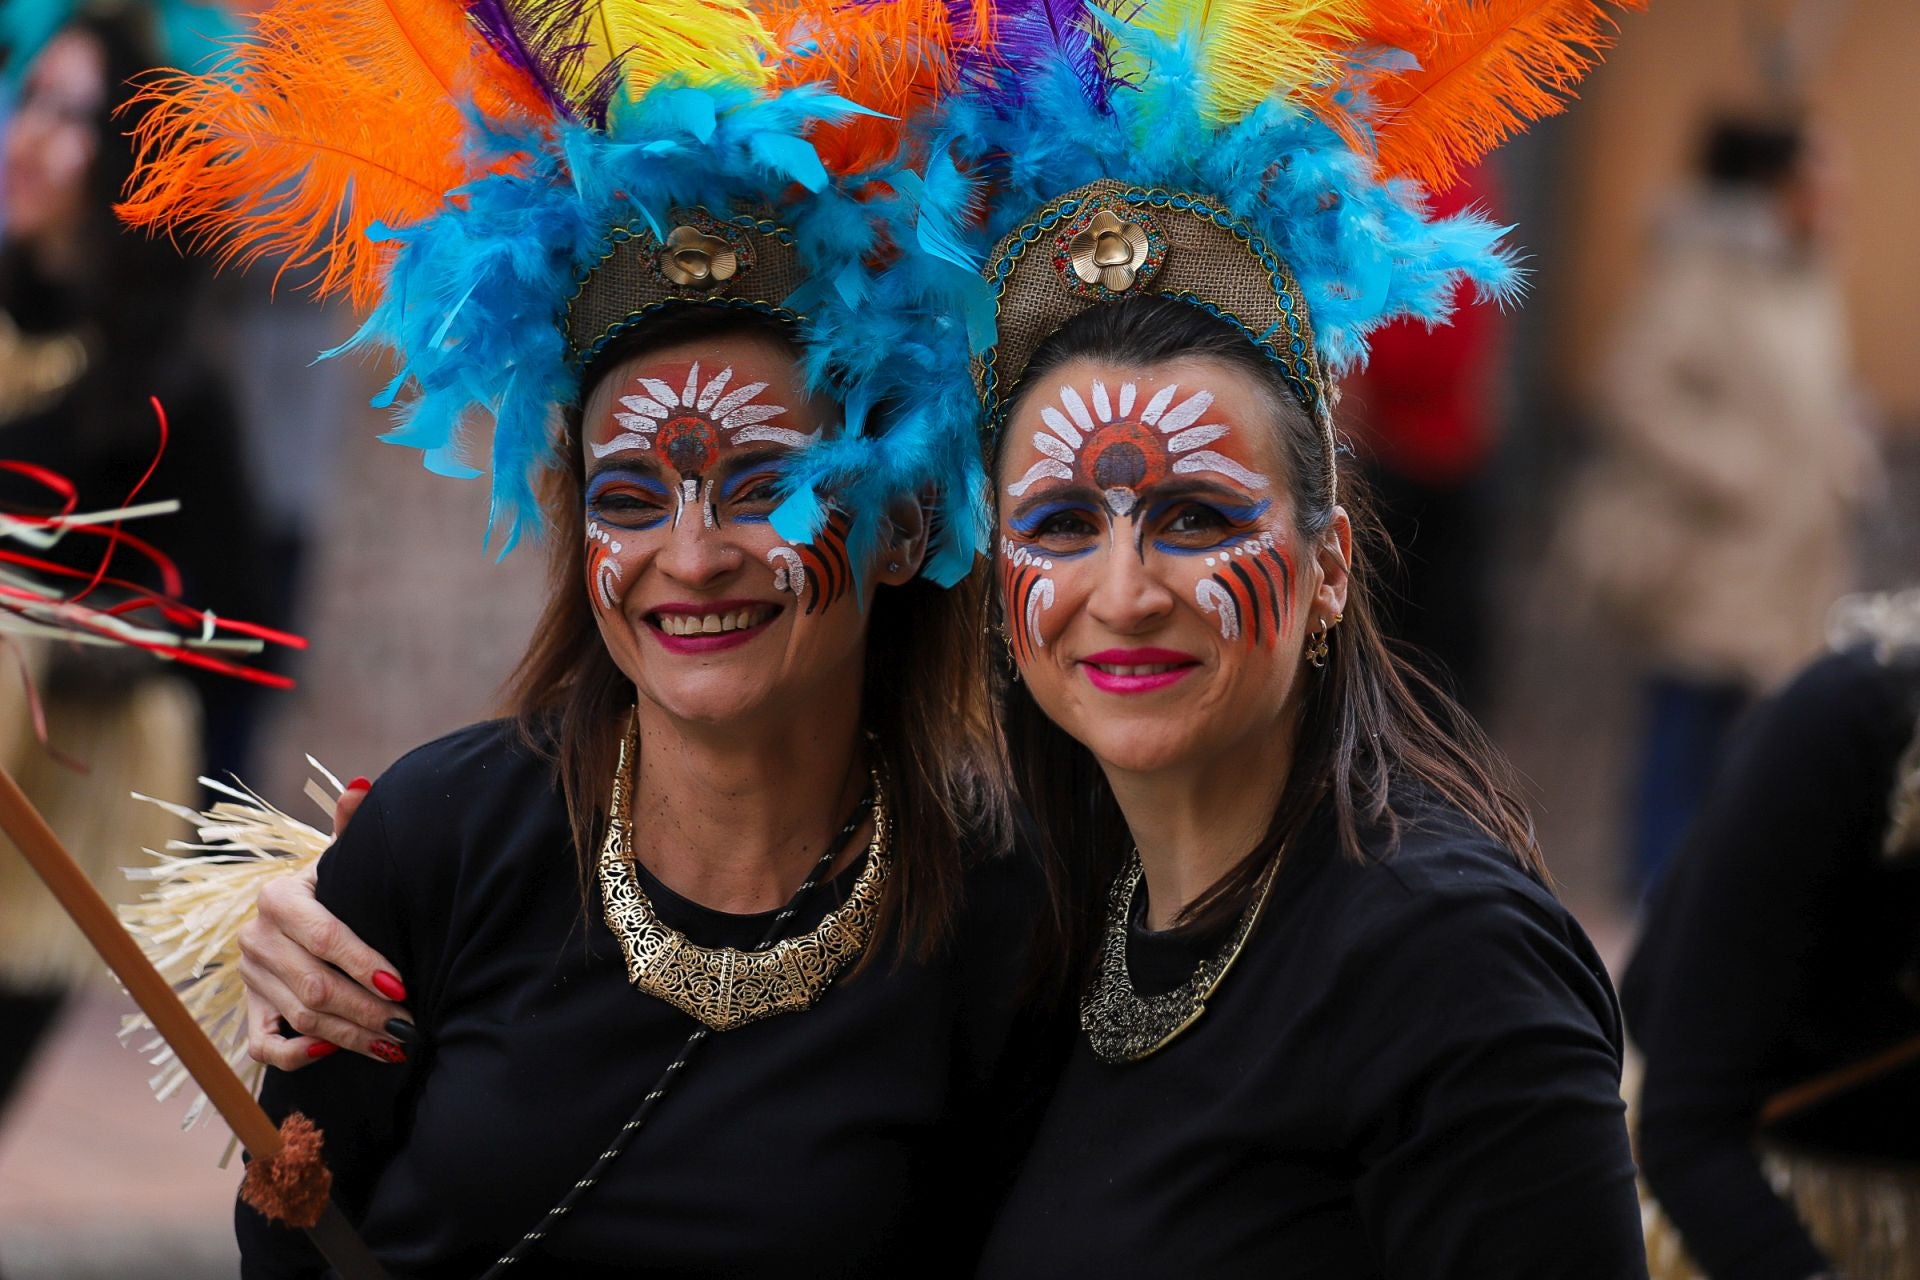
[597,717,891,1032]
[1080,849,1283,1064]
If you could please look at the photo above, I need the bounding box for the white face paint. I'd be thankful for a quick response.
[1000,539,1056,656]
[1195,578,1241,642]
[767,545,806,599]
[586,522,624,612]
[588,362,817,458]
[675,478,700,530]
[1026,576,1056,655]
[1002,380,1269,524]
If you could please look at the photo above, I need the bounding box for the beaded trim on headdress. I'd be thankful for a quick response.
[565,209,804,372]
[976,178,1329,433]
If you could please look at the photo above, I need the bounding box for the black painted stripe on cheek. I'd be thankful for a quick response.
[1227,561,1263,646]
[1247,552,1283,647]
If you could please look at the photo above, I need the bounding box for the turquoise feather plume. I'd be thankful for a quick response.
[342,75,986,585]
[845,19,1524,535]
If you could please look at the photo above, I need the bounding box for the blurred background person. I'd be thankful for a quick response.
[1564,111,1878,899]
[0,6,262,1143]
[1625,587,1920,1280]
[1343,161,1507,716]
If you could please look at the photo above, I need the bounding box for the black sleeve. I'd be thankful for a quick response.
[947,845,1075,1256]
[1623,652,1896,1280]
[1344,879,1647,1279]
[235,783,420,1279]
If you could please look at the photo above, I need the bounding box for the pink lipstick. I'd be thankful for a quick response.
[1079,647,1200,695]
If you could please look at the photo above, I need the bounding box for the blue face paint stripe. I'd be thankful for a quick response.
[1007,499,1098,538]
[1152,531,1251,557]
[717,465,786,501]
[1140,495,1271,526]
[587,470,671,503]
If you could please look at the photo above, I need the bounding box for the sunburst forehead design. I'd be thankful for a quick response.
[1003,381,1269,517]
[589,362,815,476]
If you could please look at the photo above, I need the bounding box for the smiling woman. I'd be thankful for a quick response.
[106,0,1062,1272]
[975,301,1648,1273]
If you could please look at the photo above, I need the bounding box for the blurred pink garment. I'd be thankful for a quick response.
[1569,189,1876,691]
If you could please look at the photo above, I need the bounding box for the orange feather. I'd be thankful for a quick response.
[1311,0,1644,191]
[760,0,984,174]
[117,0,553,307]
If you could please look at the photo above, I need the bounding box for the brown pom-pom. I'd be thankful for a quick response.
[239,1112,334,1229]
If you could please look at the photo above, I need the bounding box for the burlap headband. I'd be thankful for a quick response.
[565,206,805,371]
[974,178,1335,473]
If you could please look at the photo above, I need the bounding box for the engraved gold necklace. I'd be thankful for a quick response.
[1080,849,1283,1064]
[597,717,890,1032]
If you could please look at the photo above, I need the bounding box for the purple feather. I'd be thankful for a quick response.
[465,0,576,118]
[960,0,1118,112]
[506,0,642,127]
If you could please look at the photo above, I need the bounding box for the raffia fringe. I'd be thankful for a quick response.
[1645,1148,1920,1280]
[115,762,341,1153]
[0,671,198,987]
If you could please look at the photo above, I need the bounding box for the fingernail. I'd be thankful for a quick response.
[307,1041,339,1059]
[371,971,407,1001]
[369,1040,407,1064]
[346,776,372,792]
[383,1017,422,1045]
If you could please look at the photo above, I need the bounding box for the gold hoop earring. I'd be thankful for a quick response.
[995,626,1020,681]
[1306,619,1333,669]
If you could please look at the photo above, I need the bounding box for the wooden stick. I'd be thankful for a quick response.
[1761,1032,1920,1128]
[0,762,388,1279]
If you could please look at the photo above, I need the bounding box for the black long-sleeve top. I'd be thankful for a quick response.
[238,719,1058,1278]
[1622,647,1920,1280]
[975,798,1648,1279]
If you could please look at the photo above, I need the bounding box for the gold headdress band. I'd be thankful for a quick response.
[566,207,806,370]
[973,178,1335,491]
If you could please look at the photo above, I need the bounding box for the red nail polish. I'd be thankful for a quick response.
[370,1040,406,1064]
[307,1041,339,1059]
[371,971,407,1001]
[346,776,372,792]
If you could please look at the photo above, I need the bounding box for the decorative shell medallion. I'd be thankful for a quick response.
[660,224,739,288]
[1069,209,1151,291]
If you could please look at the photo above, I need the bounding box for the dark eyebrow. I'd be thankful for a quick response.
[1137,477,1262,507]
[585,456,668,489]
[1007,484,1103,523]
[715,446,794,479]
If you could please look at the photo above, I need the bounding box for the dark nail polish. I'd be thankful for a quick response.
[346,776,372,792]
[369,1039,407,1064]
[371,970,407,1001]
[307,1041,339,1059]
[383,1017,422,1045]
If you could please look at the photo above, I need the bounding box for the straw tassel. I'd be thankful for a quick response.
[117,764,339,1144]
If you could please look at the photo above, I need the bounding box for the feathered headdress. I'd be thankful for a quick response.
[859,0,1643,511]
[117,0,988,582]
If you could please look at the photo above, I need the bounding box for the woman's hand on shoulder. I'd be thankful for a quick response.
[237,779,416,1070]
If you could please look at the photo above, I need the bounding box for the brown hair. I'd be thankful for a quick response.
[993,297,1542,957]
[504,308,1008,964]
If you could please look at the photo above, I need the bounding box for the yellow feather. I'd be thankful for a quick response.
[530,0,776,102]
[1129,0,1364,121]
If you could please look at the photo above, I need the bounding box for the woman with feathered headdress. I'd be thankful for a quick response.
[118,0,1061,1272]
[883,0,1649,1271]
